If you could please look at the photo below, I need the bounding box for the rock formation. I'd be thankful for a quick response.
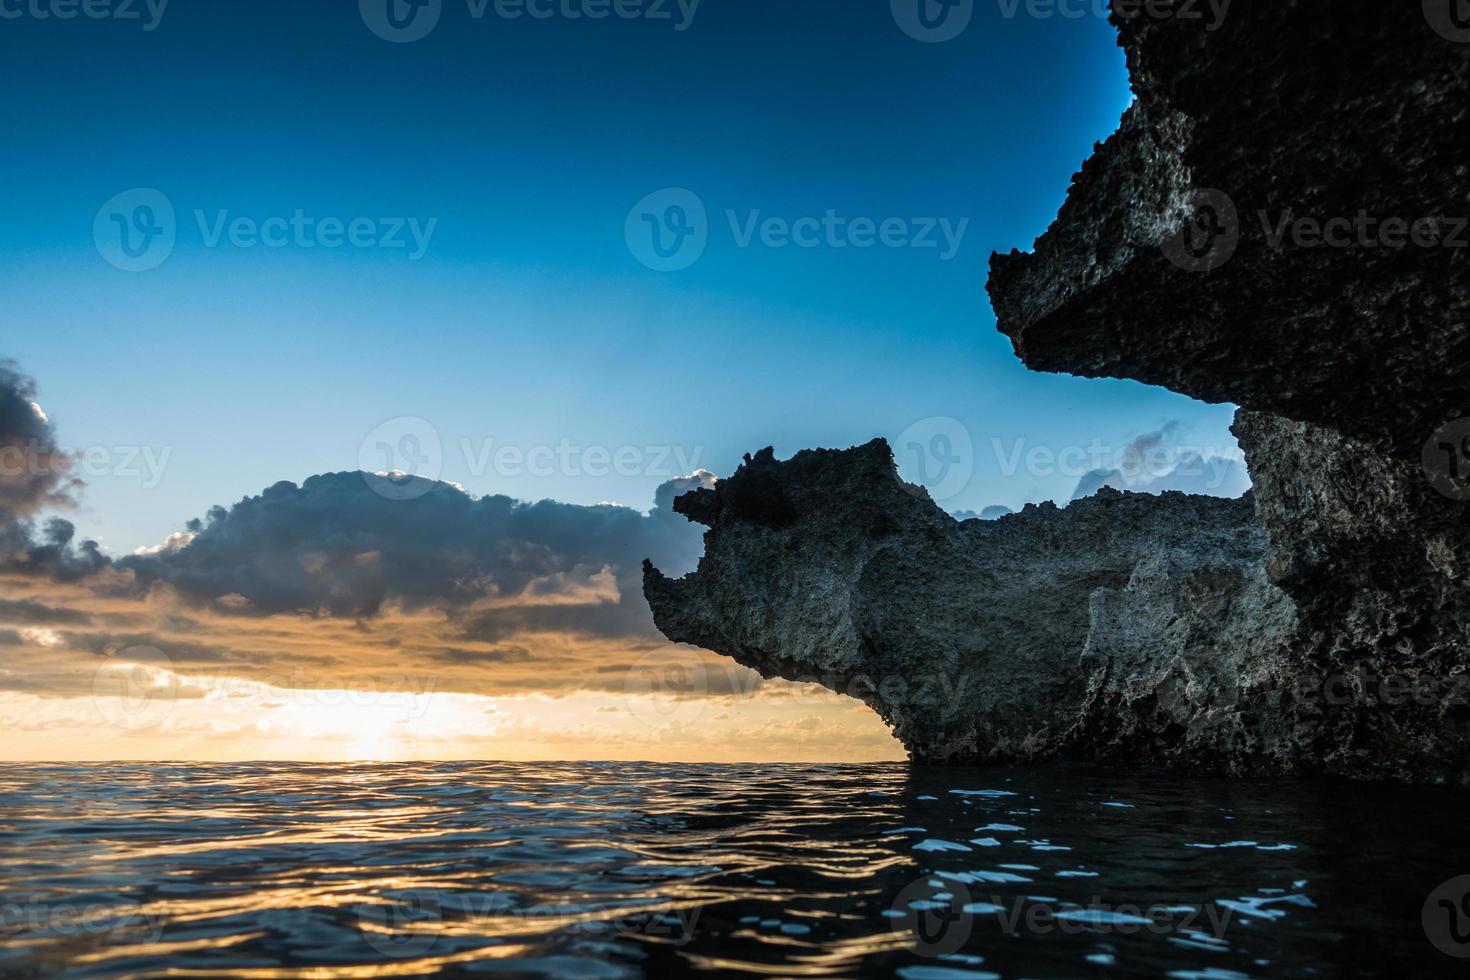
[987,0,1470,457]
[645,1,1470,785]
[644,442,1305,772]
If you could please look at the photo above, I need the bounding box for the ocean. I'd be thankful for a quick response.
[0,761,1463,978]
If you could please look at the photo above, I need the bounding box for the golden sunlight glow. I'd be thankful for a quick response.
[0,654,902,763]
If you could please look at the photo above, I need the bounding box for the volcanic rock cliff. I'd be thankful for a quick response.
[645,0,1470,785]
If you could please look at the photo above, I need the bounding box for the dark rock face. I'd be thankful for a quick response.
[645,2,1470,784]
[988,1,1470,458]
[980,1,1470,783]
[647,441,1305,773]
[644,441,1470,783]
[1233,412,1470,784]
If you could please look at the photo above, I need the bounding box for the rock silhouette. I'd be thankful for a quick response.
[646,1,1470,785]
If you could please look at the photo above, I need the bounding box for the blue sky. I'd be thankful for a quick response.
[1,0,1240,555]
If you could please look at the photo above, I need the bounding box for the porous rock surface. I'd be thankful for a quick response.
[981,0,1470,782]
[645,441,1307,772]
[646,1,1470,784]
[644,439,1470,783]
[988,0,1470,457]
[1231,412,1470,784]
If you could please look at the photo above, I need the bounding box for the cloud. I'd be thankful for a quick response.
[0,359,77,517]
[0,361,110,582]
[117,469,714,621]
[3,516,111,582]
[0,371,728,701]
[0,597,93,626]
[952,505,1014,521]
[1069,422,1249,501]
[0,361,896,760]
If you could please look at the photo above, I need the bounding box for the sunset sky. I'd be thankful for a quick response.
[0,0,1244,761]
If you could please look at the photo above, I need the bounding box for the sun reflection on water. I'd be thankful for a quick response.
[0,762,1460,978]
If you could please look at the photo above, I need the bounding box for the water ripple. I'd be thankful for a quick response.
[0,762,1461,977]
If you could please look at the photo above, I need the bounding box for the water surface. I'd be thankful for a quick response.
[0,762,1463,978]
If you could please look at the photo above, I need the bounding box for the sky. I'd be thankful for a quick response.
[0,0,1246,761]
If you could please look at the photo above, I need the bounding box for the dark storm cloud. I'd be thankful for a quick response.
[60,631,244,666]
[0,361,110,581]
[0,359,77,517]
[0,353,732,699]
[427,646,535,665]
[119,469,717,629]
[0,596,94,626]
[2,517,111,582]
